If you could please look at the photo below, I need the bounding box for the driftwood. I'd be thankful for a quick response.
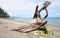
[33,1,50,19]
[11,1,51,33]
[11,21,47,33]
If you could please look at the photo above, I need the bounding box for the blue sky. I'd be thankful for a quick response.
[0,0,60,18]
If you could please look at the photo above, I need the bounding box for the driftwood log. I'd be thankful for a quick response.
[33,1,51,19]
[11,1,51,33]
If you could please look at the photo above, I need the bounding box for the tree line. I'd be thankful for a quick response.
[0,7,10,18]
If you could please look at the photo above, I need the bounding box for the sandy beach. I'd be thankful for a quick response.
[0,18,60,38]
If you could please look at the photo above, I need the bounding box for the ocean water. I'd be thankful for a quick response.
[11,17,60,26]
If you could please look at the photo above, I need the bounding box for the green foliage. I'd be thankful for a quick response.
[0,7,10,18]
[38,28,52,38]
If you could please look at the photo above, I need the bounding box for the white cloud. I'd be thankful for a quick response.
[0,0,60,17]
[46,0,60,7]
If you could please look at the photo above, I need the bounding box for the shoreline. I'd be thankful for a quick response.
[0,18,60,38]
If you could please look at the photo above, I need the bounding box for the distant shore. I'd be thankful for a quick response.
[0,18,60,38]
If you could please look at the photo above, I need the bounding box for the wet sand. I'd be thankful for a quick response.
[0,18,60,38]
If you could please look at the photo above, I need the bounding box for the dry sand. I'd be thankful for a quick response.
[0,18,60,38]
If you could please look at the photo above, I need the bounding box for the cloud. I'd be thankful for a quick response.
[0,0,43,17]
[46,0,60,7]
[0,0,60,17]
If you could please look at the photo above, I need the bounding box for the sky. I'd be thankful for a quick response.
[0,0,60,18]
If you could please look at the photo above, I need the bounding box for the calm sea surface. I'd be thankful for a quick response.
[11,17,60,26]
